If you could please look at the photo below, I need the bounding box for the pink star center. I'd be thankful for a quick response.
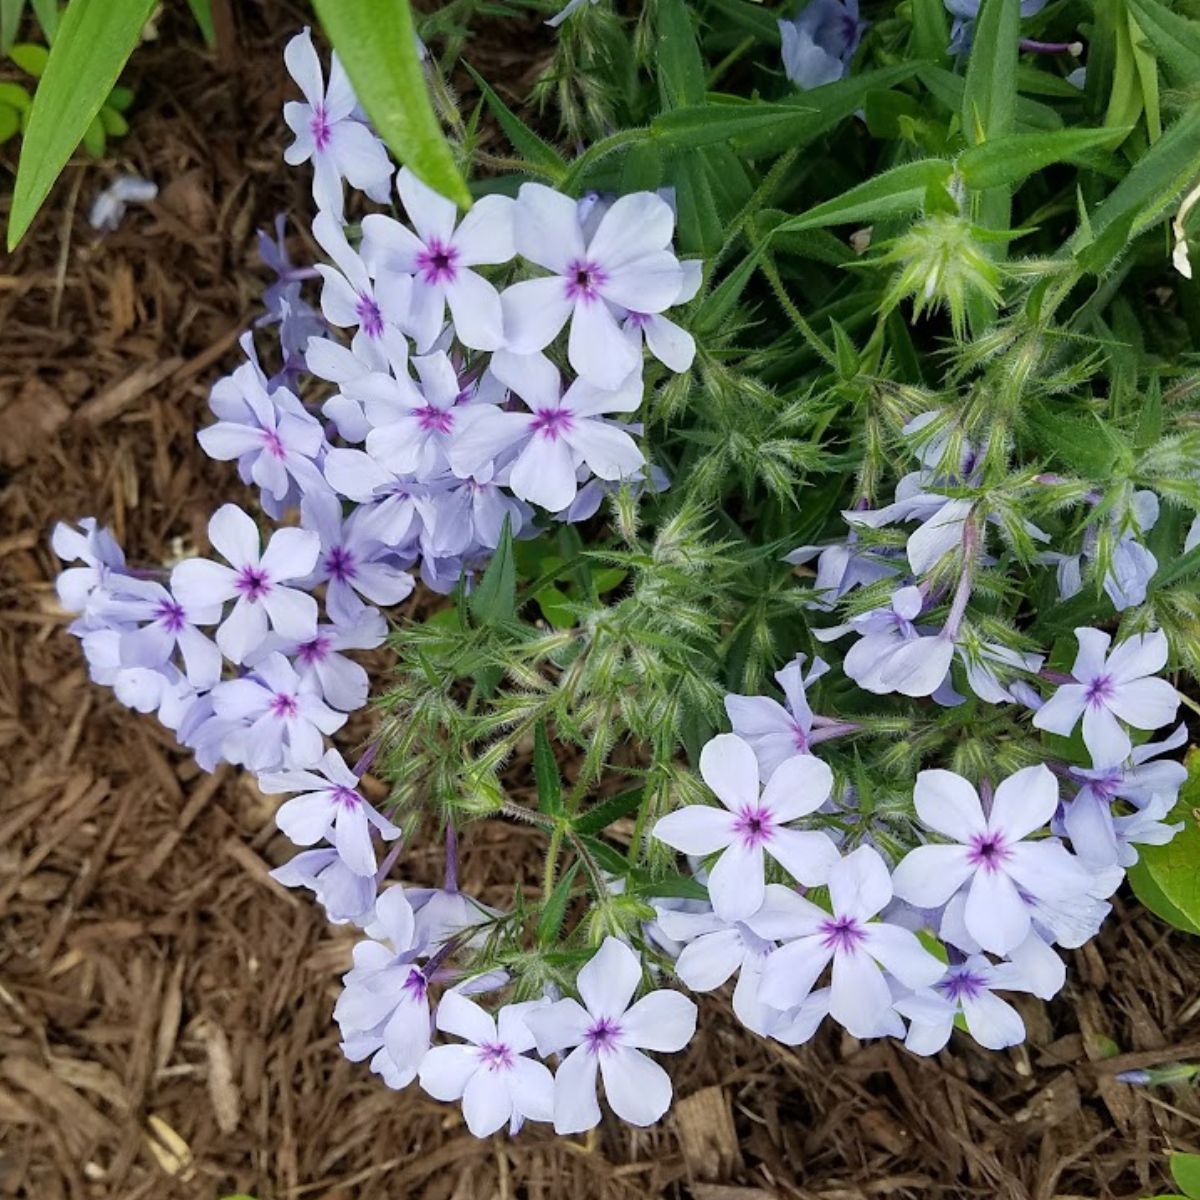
[261,428,287,459]
[477,1041,514,1072]
[967,832,1012,873]
[731,805,775,848]
[939,969,987,1002]
[235,565,272,601]
[325,544,356,582]
[296,634,331,665]
[403,968,428,1001]
[153,599,187,633]
[416,239,460,285]
[531,407,574,441]
[269,692,298,719]
[819,915,867,954]
[415,405,454,434]
[355,293,383,338]
[331,785,362,810]
[309,104,332,152]
[564,258,607,304]
[1085,674,1114,708]
[584,1017,622,1056]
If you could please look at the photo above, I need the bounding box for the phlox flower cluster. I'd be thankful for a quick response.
[51,27,703,1140]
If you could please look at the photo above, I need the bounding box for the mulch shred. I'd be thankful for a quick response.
[1,8,1199,1198]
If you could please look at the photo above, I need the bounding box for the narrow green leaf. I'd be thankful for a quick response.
[961,0,1019,147]
[29,0,54,39]
[463,63,566,181]
[98,103,127,136]
[574,788,644,836]
[533,721,564,817]
[957,127,1131,190]
[469,517,516,627]
[919,63,1062,131]
[656,0,705,110]
[0,0,25,53]
[1127,0,1200,87]
[537,860,580,945]
[81,110,103,156]
[1148,542,1200,591]
[701,0,779,44]
[313,0,470,209]
[1127,9,1160,141]
[0,81,31,111]
[774,159,954,234]
[0,102,19,142]
[910,0,950,64]
[185,0,216,48]
[8,0,153,249]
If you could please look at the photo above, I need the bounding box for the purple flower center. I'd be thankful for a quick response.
[819,915,867,954]
[355,293,384,338]
[584,1017,622,1055]
[967,832,1012,872]
[625,311,651,328]
[939,969,987,1002]
[153,599,187,633]
[416,239,459,285]
[261,428,287,460]
[269,691,298,719]
[477,1041,514,1072]
[309,104,332,152]
[325,544,357,582]
[1085,674,1114,708]
[296,633,331,665]
[415,405,454,434]
[235,565,272,601]
[792,722,809,752]
[331,785,362,810]
[564,258,607,303]
[531,407,574,441]
[403,967,428,1001]
[732,805,775,848]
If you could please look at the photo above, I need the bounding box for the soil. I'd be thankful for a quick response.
[1,6,1199,1199]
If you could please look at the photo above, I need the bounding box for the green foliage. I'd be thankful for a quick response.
[1129,751,1200,935]
[6,0,152,248]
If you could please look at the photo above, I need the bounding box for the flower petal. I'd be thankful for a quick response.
[913,769,986,841]
[768,828,840,887]
[699,733,760,812]
[551,1044,601,1134]
[828,844,892,922]
[599,1046,673,1127]
[652,805,735,856]
[988,763,1058,841]
[890,843,973,907]
[964,868,1029,955]
[706,839,765,922]
[620,990,696,1051]
[577,936,641,1019]
[760,753,833,822]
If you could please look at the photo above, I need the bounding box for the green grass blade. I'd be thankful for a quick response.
[7,0,155,250]
[313,0,470,209]
[185,0,216,48]
[0,0,26,53]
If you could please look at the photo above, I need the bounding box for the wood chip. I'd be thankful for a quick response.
[201,1020,240,1134]
[673,1086,743,1181]
[75,357,184,425]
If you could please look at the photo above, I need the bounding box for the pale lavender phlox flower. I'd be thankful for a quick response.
[270,846,378,924]
[323,450,429,552]
[419,993,555,1137]
[957,639,1045,705]
[361,168,514,352]
[449,349,645,512]
[502,185,685,388]
[96,576,223,690]
[305,334,389,443]
[259,746,400,876]
[312,211,413,371]
[652,733,839,920]
[891,765,1092,955]
[253,608,386,713]
[211,650,346,770]
[283,28,393,220]
[779,0,867,90]
[418,467,532,557]
[335,887,431,1086]
[945,0,1048,55]
[1032,628,1179,767]
[177,692,241,773]
[653,906,776,1036]
[171,503,321,664]
[404,887,499,954]
[752,846,945,1037]
[199,359,327,505]
[300,489,414,625]
[524,936,697,1133]
[894,954,1030,1055]
[784,534,898,611]
[52,517,127,614]
[724,653,830,780]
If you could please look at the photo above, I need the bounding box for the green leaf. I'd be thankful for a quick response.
[910,0,950,64]
[537,860,580,945]
[961,0,1018,147]
[80,110,104,156]
[919,63,1062,132]
[312,0,470,209]
[463,63,566,181]
[1024,403,1126,475]
[0,101,19,142]
[7,0,153,249]
[9,40,47,75]
[0,80,31,110]
[98,102,127,137]
[1127,8,1160,141]
[106,82,132,111]
[533,721,564,817]
[1128,859,1200,936]
[656,0,705,110]
[1,0,25,53]
[958,127,1131,189]
[185,0,215,48]
[30,0,54,39]
[534,585,575,630]
[1171,1153,1200,1198]
[1129,750,1200,936]
[774,158,954,234]
[1148,542,1200,591]
[469,516,515,627]
[1127,0,1200,87]
[573,788,644,836]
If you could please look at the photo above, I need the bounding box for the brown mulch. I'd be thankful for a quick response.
[2,8,1200,1199]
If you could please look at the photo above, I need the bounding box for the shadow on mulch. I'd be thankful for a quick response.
[1,7,1198,1199]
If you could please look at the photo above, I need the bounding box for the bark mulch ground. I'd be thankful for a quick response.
[1,9,1199,1199]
